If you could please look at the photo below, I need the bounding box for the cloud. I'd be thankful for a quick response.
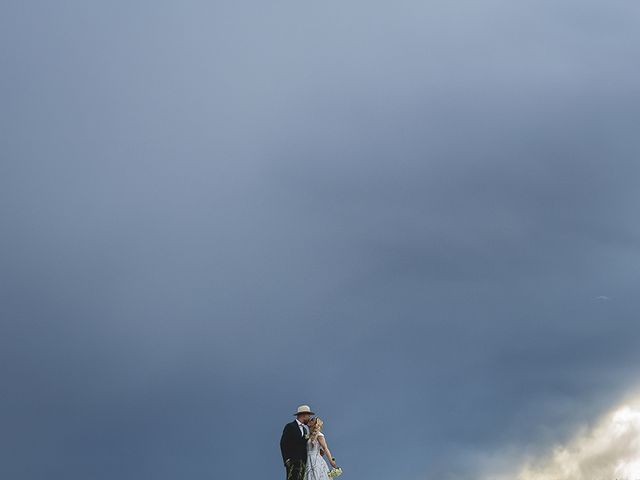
[482,390,640,480]
[1,1,640,479]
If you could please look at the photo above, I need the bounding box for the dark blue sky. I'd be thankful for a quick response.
[2,1,640,479]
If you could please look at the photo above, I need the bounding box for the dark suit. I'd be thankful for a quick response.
[280,420,308,480]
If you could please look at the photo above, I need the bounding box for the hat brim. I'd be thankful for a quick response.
[294,411,315,416]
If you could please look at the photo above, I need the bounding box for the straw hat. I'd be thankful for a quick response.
[294,405,315,416]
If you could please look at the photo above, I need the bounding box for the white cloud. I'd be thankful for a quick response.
[483,391,640,480]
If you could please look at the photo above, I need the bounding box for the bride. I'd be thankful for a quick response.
[305,417,338,479]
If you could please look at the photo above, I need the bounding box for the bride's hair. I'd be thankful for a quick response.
[308,417,324,442]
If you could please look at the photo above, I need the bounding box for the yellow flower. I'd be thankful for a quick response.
[328,467,343,478]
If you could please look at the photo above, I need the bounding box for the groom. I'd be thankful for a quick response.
[280,404,314,480]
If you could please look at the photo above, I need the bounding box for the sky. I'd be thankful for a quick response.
[1,1,640,479]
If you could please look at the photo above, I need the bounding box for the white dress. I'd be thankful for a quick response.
[305,432,330,480]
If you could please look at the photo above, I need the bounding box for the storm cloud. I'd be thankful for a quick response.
[1,1,640,479]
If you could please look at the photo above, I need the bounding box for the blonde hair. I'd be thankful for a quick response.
[308,417,324,442]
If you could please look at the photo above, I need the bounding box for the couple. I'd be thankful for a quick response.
[280,405,339,480]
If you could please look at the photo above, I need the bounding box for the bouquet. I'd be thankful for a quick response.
[328,467,343,478]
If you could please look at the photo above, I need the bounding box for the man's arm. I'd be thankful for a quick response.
[280,424,291,464]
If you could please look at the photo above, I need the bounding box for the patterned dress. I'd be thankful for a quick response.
[305,432,330,480]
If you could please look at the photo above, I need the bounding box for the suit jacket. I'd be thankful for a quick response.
[280,420,307,464]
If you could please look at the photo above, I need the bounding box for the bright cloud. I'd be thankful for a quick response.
[486,392,640,480]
